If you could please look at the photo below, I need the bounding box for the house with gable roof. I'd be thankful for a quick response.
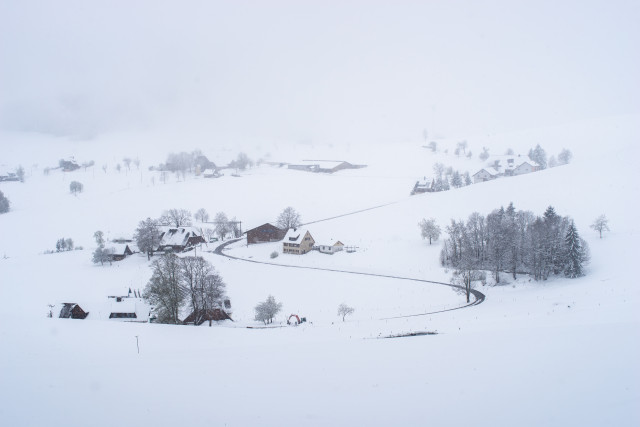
[282,228,315,255]
[157,227,206,253]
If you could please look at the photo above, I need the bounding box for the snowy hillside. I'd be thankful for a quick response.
[1,114,639,426]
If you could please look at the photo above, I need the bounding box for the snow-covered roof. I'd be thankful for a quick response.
[474,167,500,177]
[159,227,202,247]
[104,242,132,255]
[284,228,312,244]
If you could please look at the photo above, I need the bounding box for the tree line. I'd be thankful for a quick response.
[440,204,590,300]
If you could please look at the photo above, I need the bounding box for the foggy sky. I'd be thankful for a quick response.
[1,0,638,143]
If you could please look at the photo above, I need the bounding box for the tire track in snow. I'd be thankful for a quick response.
[213,239,485,320]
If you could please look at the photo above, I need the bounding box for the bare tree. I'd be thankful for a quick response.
[418,218,441,244]
[123,157,132,171]
[254,295,282,325]
[92,246,113,266]
[590,214,610,239]
[337,303,355,322]
[160,209,192,227]
[214,212,230,240]
[479,147,490,161]
[195,208,210,223]
[276,207,301,230]
[432,162,445,179]
[93,230,105,246]
[143,254,184,324]
[558,149,573,165]
[134,217,162,259]
[181,256,213,325]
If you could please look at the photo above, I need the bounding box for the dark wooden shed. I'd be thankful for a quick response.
[59,303,89,319]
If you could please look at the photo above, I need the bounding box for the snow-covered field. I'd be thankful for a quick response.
[1,114,639,426]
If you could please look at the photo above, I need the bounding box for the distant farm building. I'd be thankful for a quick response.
[59,303,89,319]
[246,223,286,245]
[183,308,233,326]
[283,228,315,255]
[105,243,134,261]
[512,161,540,176]
[108,297,149,321]
[157,227,206,253]
[60,158,80,172]
[473,167,501,183]
[411,177,436,195]
[287,160,366,174]
[202,168,221,178]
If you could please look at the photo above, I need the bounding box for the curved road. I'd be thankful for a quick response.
[213,239,485,320]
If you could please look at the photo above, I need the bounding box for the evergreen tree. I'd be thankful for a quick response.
[528,144,547,169]
[564,221,584,278]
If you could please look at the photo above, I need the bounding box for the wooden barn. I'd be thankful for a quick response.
[246,223,286,245]
[59,303,89,319]
[183,308,233,326]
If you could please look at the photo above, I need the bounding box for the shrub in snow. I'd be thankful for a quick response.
[69,181,83,195]
[270,251,279,259]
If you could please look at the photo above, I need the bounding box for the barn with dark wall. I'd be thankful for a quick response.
[246,223,286,245]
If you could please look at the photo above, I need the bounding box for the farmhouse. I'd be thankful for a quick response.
[512,160,540,176]
[108,298,149,321]
[202,168,221,178]
[287,160,366,174]
[246,223,286,245]
[59,303,89,319]
[283,228,315,255]
[60,158,80,172]
[411,177,435,195]
[473,167,500,183]
[157,227,206,252]
[183,308,233,326]
[105,243,133,261]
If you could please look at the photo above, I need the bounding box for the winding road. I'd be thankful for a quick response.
[213,238,485,320]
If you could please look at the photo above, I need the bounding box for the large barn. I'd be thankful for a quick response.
[246,223,286,245]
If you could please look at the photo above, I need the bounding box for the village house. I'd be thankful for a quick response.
[283,228,315,255]
[108,297,149,321]
[411,177,435,195]
[287,160,366,174]
[246,223,286,245]
[157,227,206,253]
[473,167,501,183]
[512,160,540,176]
[105,243,134,261]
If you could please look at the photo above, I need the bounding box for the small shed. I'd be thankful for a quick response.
[59,303,89,319]
[105,243,133,261]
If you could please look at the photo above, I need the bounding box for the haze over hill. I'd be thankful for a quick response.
[1,0,638,144]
